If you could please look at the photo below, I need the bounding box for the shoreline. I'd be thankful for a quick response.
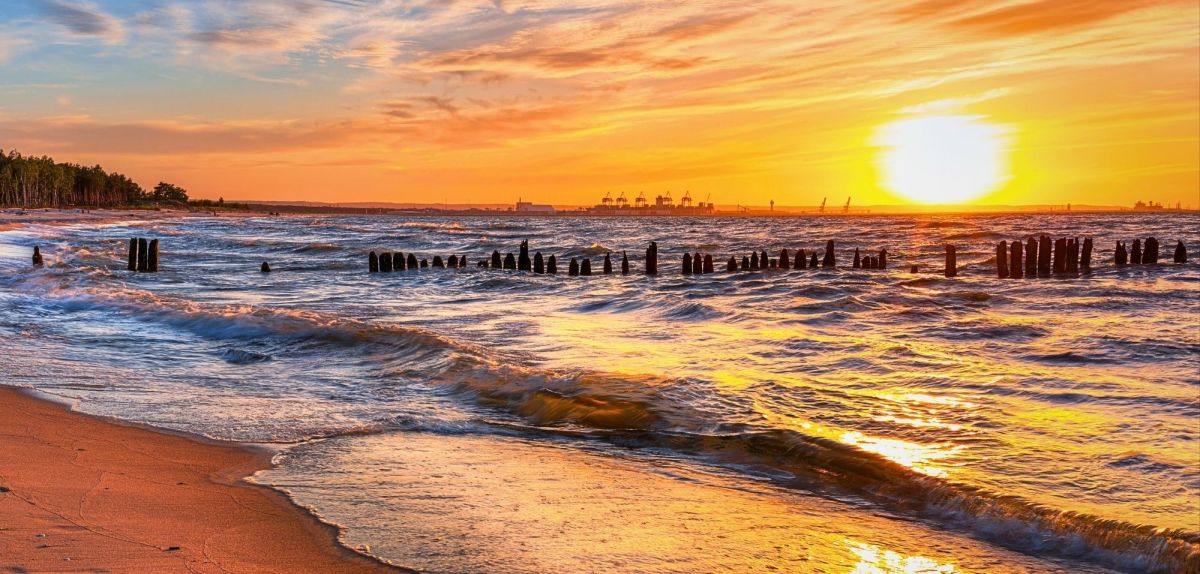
[0,385,410,573]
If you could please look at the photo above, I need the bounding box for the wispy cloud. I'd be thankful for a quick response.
[38,0,124,43]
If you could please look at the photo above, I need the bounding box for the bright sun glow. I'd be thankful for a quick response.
[874,115,1010,204]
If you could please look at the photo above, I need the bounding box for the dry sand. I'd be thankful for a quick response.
[0,386,408,573]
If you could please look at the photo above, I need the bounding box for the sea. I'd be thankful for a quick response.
[1,212,1197,573]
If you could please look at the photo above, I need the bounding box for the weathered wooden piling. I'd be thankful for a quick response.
[695,253,705,273]
[1066,239,1078,273]
[547,255,558,274]
[810,252,819,267]
[760,250,769,270]
[137,238,149,272]
[853,248,861,269]
[569,258,580,276]
[1037,235,1051,275]
[996,241,1009,278]
[769,259,777,269]
[421,259,430,268]
[147,239,159,272]
[581,259,592,276]
[621,251,629,274]
[703,254,714,273]
[1009,241,1023,279]
[380,252,393,272]
[491,250,502,268]
[1131,239,1142,265]
[795,249,806,269]
[407,254,418,269]
[779,249,790,269]
[645,242,658,275]
[128,238,138,271]
[822,240,835,268]
[683,253,693,275]
[910,264,919,273]
[433,256,445,268]
[459,255,467,268]
[261,261,271,272]
[448,255,458,267]
[879,249,887,270]
[397,252,409,270]
[1174,240,1187,263]
[369,251,379,272]
[534,252,545,273]
[503,253,516,270]
[742,255,750,269]
[518,240,531,271]
[727,256,737,272]
[945,244,957,277]
[1024,238,1037,275]
[603,253,612,274]
[1081,238,1093,270]
[1052,238,1066,273]
[869,255,879,269]
[1115,242,1128,266]
[749,252,758,269]
[32,246,43,266]
[1144,237,1159,264]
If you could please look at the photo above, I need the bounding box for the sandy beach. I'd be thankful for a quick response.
[0,386,406,573]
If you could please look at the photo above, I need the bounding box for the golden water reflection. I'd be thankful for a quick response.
[848,540,957,574]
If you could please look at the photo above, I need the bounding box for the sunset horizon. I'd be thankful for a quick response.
[2,1,1197,207]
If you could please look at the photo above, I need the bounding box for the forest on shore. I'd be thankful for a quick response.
[0,149,187,208]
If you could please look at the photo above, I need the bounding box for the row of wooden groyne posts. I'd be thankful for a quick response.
[24,235,1190,275]
[364,237,1188,277]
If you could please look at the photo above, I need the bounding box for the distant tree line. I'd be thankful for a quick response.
[0,149,188,208]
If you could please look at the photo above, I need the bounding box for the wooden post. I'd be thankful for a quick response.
[1131,239,1142,265]
[822,240,835,268]
[795,249,806,269]
[395,252,407,270]
[703,254,713,273]
[369,251,379,273]
[380,252,393,272]
[569,258,580,276]
[261,262,271,272]
[1024,237,1037,276]
[621,251,629,275]
[504,253,516,269]
[534,252,545,274]
[879,249,887,270]
[1037,235,1051,276]
[1144,237,1159,264]
[491,250,502,268]
[1115,242,1127,266]
[996,241,1008,278]
[683,253,693,275]
[760,250,770,270]
[749,251,758,269]
[581,259,592,276]
[448,255,458,268]
[459,255,467,268]
[547,255,558,274]
[853,248,861,269]
[407,253,418,269]
[1174,240,1187,263]
[810,252,819,268]
[137,238,149,272]
[148,239,159,272]
[695,253,705,273]
[128,238,138,271]
[1052,238,1066,273]
[1081,238,1093,270]
[518,240,531,271]
[433,256,445,268]
[603,253,613,274]
[779,249,790,269]
[420,259,428,268]
[742,255,750,269]
[1066,239,1078,273]
[945,244,957,277]
[769,259,777,269]
[1009,240,1023,279]
[645,242,658,275]
[32,246,43,266]
[910,264,919,273]
[726,256,737,271]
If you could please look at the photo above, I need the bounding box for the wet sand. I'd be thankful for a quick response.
[0,386,407,573]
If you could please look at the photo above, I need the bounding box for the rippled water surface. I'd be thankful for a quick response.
[1,212,1197,573]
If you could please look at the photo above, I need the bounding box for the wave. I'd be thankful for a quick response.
[7,266,1198,573]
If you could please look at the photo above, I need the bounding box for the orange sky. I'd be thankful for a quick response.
[1,0,1197,207]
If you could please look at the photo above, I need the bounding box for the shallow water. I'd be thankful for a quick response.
[1,212,1197,573]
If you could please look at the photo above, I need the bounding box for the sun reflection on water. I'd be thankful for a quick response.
[848,540,958,574]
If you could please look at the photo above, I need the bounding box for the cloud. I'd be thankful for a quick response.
[38,0,124,43]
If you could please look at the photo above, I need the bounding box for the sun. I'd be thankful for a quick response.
[873,115,1010,204]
